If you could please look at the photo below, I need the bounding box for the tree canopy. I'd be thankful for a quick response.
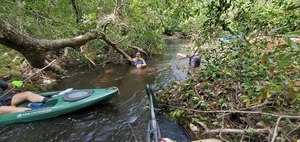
[0,0,165,75]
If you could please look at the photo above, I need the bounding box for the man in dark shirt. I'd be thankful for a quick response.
[0,80,48,114]
[186,53,201,69]
[177,51,201,73]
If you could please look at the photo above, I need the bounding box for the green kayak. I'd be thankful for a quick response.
[0,87,119,125]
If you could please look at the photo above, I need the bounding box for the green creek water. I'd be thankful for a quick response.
[0,39,193,141]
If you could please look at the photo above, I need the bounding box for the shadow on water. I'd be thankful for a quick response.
[0,39,193,141]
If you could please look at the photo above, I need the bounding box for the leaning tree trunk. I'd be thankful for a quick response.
[99,32,133,62]
[0,18,98,73]
[0,13,136,73]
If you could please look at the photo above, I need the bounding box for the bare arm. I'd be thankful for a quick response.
[177,53,186,57]
[177,53,190,60]
[142,59,147,65]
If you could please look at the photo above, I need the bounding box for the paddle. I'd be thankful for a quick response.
[51,88,73,98]
[0,59,57,99]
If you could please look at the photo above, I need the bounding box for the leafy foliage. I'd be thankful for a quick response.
[0,0,166,78]
[155,0,300,141]
[1,0,299,140]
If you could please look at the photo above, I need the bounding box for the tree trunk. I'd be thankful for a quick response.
[0,18,97,72]
[0,17,134,73]
[99,32,133,62]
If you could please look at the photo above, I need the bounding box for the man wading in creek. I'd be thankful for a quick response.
[132,52,147,69]
[177,50,201,74]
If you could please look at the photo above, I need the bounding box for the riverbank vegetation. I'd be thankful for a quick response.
[0,0,163,74]
[153,0,300,141]
[0,0,166,86]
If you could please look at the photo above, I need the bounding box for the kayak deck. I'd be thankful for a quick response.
[0,87,119,125]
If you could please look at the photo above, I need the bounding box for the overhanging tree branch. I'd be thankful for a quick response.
[99,32,132,62]
[0,18,98,72]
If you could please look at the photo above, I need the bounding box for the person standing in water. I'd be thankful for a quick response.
[177,50,201,73]
[132,52,147,69]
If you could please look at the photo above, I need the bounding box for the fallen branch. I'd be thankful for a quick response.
[130,45,147,55]
[196,121,269,135]
[181,108,300,118]
[99,32,132,62]
[271,115,300,142]
[218,101,272,118]
[287,123,300,135]
[271,116,283,142]
[204,128,268,135]
[182,107,300,140]
[127,123,138,142]
[240,101,272,111]
[80,46,97,67]
[219,112,227,141]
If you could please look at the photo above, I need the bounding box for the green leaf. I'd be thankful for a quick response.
[255,86,264,91]
[270,28,282,34]
[221,102,228,108]
[212,121,220,126]
[285,31,300,37]
[271,86,283,94]
[286,2,300,10]
[262,116,275,125]
[192,96,200,101]
[232,50,239,56]
[261,54,268,64]
[284,37,299,50]
[193,102,201,108]
[278,53,293,69]
[296,94,300,101]
[240,95,249,102]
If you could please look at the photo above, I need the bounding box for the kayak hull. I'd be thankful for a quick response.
[0,87,119,125]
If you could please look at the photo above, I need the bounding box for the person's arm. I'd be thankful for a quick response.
[132,58,138,66]
[186,54,194,58]
[142,59,147,66]
[177,53,187,58]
